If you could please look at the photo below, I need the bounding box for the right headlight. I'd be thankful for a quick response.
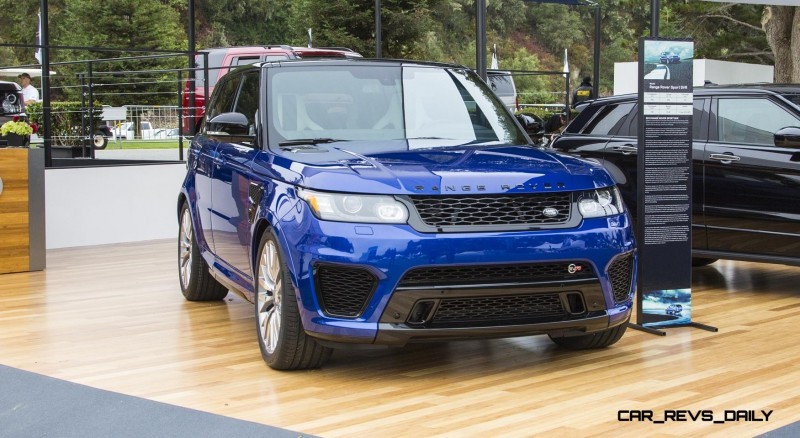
[577,187,625,218]
[298,188,409,224]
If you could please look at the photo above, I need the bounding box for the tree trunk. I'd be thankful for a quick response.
[792,8,800,82]
[762,6,797,83]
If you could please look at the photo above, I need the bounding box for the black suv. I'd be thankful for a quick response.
[0,80,27,146]
[552,85,800,267]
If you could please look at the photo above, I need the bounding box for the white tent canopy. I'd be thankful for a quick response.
[0,68,56,78]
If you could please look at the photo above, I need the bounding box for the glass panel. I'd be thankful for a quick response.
[268,65,525,147]
[717,98,799,145]
[234,72,260,133]
[585,103,634,135]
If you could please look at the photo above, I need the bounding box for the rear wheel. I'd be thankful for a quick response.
[255,232,331,370]
[178,203,228,301]
[549,320,628,350]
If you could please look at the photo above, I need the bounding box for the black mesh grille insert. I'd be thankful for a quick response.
[608,253,634,303]
[430,293,565,327]
[399,262,595,288]
[409,193,571,227]
[315,265,377,317]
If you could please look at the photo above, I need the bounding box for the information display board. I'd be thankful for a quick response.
[635,38,694,328]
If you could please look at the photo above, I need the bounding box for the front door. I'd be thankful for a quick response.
[704,96,800,259]
[210,71,261,283]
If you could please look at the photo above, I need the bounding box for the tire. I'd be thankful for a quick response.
[255,232,332,370]
[692,257,718,267]
[92,132,108,150]
[178,203,228,301]
[549,320,628,350]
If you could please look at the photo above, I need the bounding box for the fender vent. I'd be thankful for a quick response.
[315,264,377,318]
[608,253,634,304]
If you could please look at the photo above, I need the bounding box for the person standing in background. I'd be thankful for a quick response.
[18,73,40,106]
[572,76,593,108]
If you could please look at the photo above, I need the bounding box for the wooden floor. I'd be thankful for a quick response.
[1,239,799,437]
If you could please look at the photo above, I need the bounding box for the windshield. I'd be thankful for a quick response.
[267,64,526,149]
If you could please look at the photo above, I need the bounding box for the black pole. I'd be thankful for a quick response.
[178,70,184,161]
[375,0,382,58]
[39,0,51,167]
[565,74,570,122]
[79,72,87,158]
[593,4,601,98]
[476,0,487,80]
[187,0,196,136]
[651,0,660,37]
[87,61,95,159]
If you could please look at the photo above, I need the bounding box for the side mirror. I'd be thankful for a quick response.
[774,126,800,148]
[516,114,543,138]
[207,112,251,137]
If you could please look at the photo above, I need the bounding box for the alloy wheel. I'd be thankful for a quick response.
[179,210,193,288]
[257,240,282,354]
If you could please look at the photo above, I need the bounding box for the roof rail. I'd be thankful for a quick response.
[317,47,356,52]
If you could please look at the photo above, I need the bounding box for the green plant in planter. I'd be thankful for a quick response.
[0,119,34,136]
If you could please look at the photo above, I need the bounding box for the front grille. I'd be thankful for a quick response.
[315,265,377,317]
[409,193,571,227]
[399,262,595,288]
[608,253,634,303]
[430,293,565,327]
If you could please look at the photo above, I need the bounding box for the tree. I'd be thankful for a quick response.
[55,0,188,105]
[762,6,799,82]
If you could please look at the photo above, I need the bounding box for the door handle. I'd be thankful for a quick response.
[610,145,638,154]
[708,153,741,163]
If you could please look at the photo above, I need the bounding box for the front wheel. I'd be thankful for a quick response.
[255,232,331,370]
[549,320,628,350]
[92,132,108,149]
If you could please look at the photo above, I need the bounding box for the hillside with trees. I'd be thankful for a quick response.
[1,0,796,105]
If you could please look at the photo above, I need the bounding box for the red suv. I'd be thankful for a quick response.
[183,46,361,133]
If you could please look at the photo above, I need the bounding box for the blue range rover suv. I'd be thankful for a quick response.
[178,59,637,370]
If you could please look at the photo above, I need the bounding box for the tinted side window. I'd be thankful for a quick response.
[780,93,800,107]
[563,104,601,134]
[692,98,708,140]
[717,98,799,145]
[613,99,707,139]
[206,75,241,122]
[234,56,260,67]
[584,102,635,135]
[265,54,289,62]
[233,72,260,135]
[615,104,638,137]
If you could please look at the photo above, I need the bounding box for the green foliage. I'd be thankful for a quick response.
[27,101,103,147]
[0,0,782,102]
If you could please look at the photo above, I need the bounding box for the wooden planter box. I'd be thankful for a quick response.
[0,148,45,274]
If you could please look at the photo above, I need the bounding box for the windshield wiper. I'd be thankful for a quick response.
[278,138,346,147]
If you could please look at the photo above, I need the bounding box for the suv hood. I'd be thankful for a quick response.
[261,142,614,195]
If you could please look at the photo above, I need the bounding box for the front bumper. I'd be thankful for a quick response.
[276,204,636,346]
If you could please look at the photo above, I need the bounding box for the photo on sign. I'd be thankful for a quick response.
[642,288,692,328]
[642,41,694,83]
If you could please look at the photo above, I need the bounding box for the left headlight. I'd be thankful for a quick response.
[577,187,625,218]
[298,188,409,224]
